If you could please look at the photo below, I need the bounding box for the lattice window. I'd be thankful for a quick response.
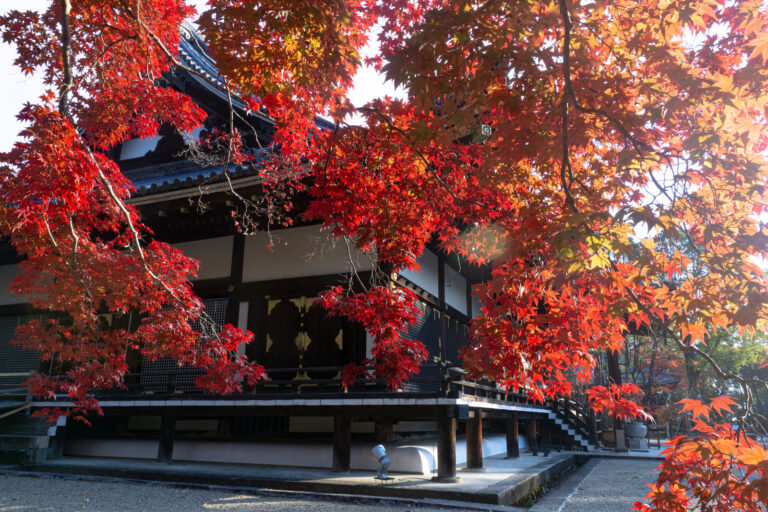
[400,301,441,392]
[0,314,46,387]
[140,298,229,393]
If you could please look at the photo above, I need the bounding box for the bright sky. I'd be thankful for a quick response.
[0,1,397,152]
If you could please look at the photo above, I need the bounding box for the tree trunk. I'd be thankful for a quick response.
[684,349,700,400]
[607,348,623,429]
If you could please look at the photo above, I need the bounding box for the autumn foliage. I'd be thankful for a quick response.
[637,397,768,512]
[0,0,767,509]
[586,383,653,423]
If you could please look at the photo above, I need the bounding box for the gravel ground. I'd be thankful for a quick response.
[537,458,660,512]
[0,474,477,512]
[0,459,659,512]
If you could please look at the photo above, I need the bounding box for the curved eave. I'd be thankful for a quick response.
[176,22,336,131]
[176,23,273,125]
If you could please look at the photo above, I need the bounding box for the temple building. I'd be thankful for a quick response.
[0,24,596,478]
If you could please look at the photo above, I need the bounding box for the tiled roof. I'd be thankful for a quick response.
[124,159,270,198]
[122,23,326,200]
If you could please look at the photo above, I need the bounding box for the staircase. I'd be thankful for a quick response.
[546,396,599,451]
[0,372,54,465]
[446,370,600,452]
[547,410,596,451]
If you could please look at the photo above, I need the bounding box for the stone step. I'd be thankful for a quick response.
[0,447,47,465]
[0,395,28,404]
[0,414,50,435]
[546,417,595,452]
[0,434,49,450]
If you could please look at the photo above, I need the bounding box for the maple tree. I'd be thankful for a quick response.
[1,0,768,509]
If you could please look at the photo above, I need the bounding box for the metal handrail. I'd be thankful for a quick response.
[0,371,32,421]
[0,387,26,395]
[549,395,599,445]
[0,403,30,420]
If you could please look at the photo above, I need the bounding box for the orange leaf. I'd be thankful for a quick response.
[739,443,768,466]
[678,398,710,420]
[709,396,737,416]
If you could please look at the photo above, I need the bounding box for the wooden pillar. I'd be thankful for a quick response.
[435,409,458,482]
[374,419,394,443]
[226,233,246,325]
[607,349,623,385]
[466,411,483,469]
[589,410,599,447]
[543,421,552,456]
[437,254,448,364]
[157,413,176,463]
[528,417,538,456]
[506,413,520,458]
[332,410,351,473]
[607,349,624,430]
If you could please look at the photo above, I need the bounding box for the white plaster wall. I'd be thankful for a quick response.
[237,301,249,356]
[127,415,161,430]
[65,438,158,459]
[288,418,439,435]
[399,250,439,297]
[394,421,437,433]
[242,225,374,282]
[471,293,482,318]
[63,434,518,475]
[174,440,436,475]
[365,330,374,358]
[453,434,508,466]
[63,438,431,474]
[289,417,374,434]
[0,264,23,306]
[119,135,161,160]
[444,264,468,315]
[174,236,233,281]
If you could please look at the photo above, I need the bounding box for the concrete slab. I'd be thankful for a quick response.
[8,452,577,506]
[585,446,665,460]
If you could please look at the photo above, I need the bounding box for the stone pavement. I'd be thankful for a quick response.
[530,458,660,512]
[3,451,576,508]
[0,452,662,511]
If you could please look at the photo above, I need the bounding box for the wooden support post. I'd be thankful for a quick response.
[374,419,394,443]
[437,253,448,392]
[167,372,176,394]
[465,411,483,469]
[157,413,176,463]
[607,349,624,431]
[589,409,600,447]
[544,421,552,456]
[506,413,520,459]
[332,410,351,473]
[434,408,458,482]
[528,417,538,456]
[226,233,246,327]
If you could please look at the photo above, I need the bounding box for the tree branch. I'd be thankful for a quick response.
[58,0,73,117]
[558,0,578,213]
